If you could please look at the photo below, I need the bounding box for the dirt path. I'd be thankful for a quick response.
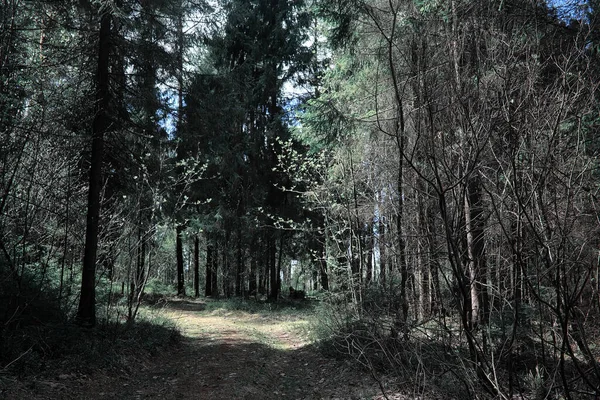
[11,300,397,400]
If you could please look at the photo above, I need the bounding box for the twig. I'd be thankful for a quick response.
[1,347,33,372]
[367,357,390,400]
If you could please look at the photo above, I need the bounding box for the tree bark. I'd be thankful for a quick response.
[417,185,430,318]
[76,6,111,327]
[176,224,185,296]
[194,233,200,297]
[205,233,213,296]
[268,234,278,300]
[366,221,373,285]
[464,175,489,329]
[318,236,329,291]
[223,229,231,297]
[174,0,186,298]
[211,235,218,297]
[249,248,257,295]
[379,213,386,286]
[276,232,284,297]
[259,233,266,295]
[236,226,243,297]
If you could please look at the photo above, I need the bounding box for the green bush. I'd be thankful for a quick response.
[145,278,177,296]
[203,297,317,317]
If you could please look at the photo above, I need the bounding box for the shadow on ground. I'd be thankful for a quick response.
[2,298,403,400]
[77,335,382,400]
[6,334,384,400]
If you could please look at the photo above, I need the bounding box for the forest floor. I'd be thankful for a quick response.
[2,298,406,399]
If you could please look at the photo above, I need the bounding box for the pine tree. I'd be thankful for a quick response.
[76,1,113,327]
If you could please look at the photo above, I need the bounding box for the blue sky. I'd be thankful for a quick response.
[547,0,591,20]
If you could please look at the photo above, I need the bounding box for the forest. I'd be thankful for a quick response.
[1,0,600,398]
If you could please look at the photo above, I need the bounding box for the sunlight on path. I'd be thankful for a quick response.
[161,304,311,351]
[32,301,403,400]
[145,302,390,400]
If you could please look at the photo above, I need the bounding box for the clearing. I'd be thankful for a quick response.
[5,299,399,399]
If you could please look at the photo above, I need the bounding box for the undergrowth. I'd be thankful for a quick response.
[0,310,181,382]
[201,296,317,318]
[308,287,598,400]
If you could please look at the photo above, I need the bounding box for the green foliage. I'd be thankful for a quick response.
[298,52,381,148]
[314,0,363,49]
[202,298,317,316]
[145,278,177,296]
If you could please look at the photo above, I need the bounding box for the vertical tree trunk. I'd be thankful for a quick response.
[194,234,200,297]
[76,6,111,327]
[258,234,266,295]
[129,225,146,323]
[249,255,257,296]
[383,4,409,334]
[426,195,441,314]
[59,163,72,302]
[366,221,373,284]
[417,187,430,318]
[205,233,213,296]
[211,235,218,297]
[318,237,329,291]
[236,226,243,297]
[464,175,489,329]
[276,232,284,296]
[379,213,386,286]
[348,152,362,278]
[395,133,409,337]
[138,229,146,295]
[464,191,479,329]
[176,224,185,296]
[223,229,231,297]
[258,264,266,295]
[268,235,278,300]
[174,0,187,298]
[249,237,257,295]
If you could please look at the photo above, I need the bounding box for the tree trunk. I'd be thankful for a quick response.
[194,234,200,297]
[249,255,257,296]
[276,232,284,296]
[428,203,441,315]
[258,234,266,295]
[205,233,213,296]
[417,187,430,318]
[464,175,489,329]
[268,235,278,300]
[211,235,218,297]
[129,224,146,322]
[236,226,243,297]
[258,266,265,295]
[138,228,146,295]
[395,142,409,338]
[176,224,185,296]
[76,6,111,327]
[366,221,373,285]
[174,0,186,298]
[379,213,386,286]
[318,237,329,291]
[223,230,231,297]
